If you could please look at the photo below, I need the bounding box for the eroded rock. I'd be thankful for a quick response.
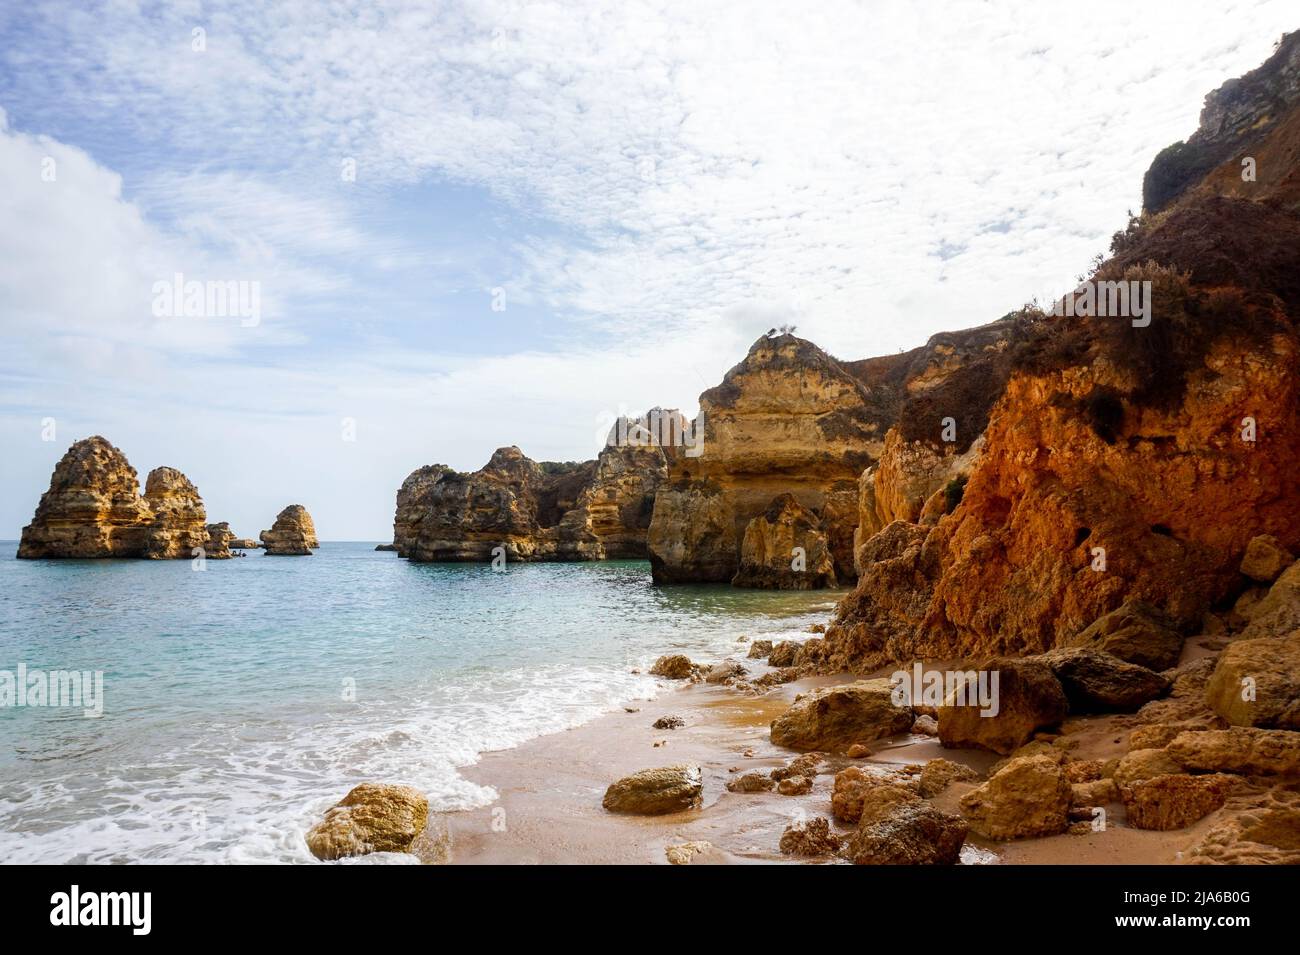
[305,783,429,860]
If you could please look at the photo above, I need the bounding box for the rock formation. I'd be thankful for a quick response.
[732,493,837,589]
[261,505,319,555]
[18,436,230,560]
[305,782,429,860]
[819,31,1300,672]
[394,415,672,563]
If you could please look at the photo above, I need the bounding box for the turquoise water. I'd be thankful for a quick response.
[0,542,837,863]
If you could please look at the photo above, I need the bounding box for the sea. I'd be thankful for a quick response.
[0,542,837,863]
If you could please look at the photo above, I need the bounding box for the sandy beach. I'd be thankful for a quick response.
[441,652,1221,865]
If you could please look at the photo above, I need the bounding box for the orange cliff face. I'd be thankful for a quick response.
[821,31,1300,672]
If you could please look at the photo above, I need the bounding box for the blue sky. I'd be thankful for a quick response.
[1,0,1295,539]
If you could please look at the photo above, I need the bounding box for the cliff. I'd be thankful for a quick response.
[820,32,1300,671]
[396,431,669,563]
[17,437,230,560]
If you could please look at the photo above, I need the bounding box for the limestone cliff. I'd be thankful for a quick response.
[733,493,837,589]
[822,36,1300,671]
[17,437,229,560]
[395,415,670,563]
[261,505,319,555]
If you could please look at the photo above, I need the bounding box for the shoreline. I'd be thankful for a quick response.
[435,653,1216,865]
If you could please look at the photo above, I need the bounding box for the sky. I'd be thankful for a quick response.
[0,1,1295,540]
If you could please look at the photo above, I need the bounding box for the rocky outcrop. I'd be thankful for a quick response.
[1038,647,1170,712]
[399,435,669,563]
[770,680,913,752]
[305,783,429,860]
[261,505,319,555]
[1168,727,1300,777]
[204,522,235,559]
[602,765,702,815]
[1143,31,1300,214]
[821,38,1300,674]
[18,437,229,560]
[649,334,884,584]
[732,493,837,589]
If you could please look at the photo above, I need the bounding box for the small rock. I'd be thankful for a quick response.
[831,766,918,824]
[653,715,685,730]
[1113,748,1185,787]
[911,714,939,736]
[768,641,801,668]
[846,743,871,758]
[1205,630,1300,729]
[771,753,823,780]
[649,654,695,679]
[725,772,775,793]
[665,841,713,865]
[1167,727,1300,777]
[704,660,747,684]
[917,758,980,798]
[779,816,840,856]
[746,639,774,659]
[1071,778,1118,807]
[777,775,814,796]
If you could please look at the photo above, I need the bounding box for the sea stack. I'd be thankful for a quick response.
[17,436,228,560]
[261,505,319,555]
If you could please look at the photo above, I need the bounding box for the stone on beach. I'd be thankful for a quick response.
[746,639,774,659]
[1204,630,1300,729]
[767,641,801,668]
[958,755,1071,840]
[1166,726,1300,777]
[917,757,980,798]
[779,817,841,856]
[844,802,968,865]
[937,658,1068,755]
[1037,647,1170,712]
[665,841,714,865]
[602,765,703,815]
[831,766,918,824]
[726,772,775,793]
[1119,773,1234,831]
[649,655,696,679]
[305,783,429,860]
[1063,600,1184,671]
[770,679,913,752]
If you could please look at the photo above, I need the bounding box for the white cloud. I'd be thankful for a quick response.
[2,1,1297,536]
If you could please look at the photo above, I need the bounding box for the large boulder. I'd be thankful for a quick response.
[305,783,429,860]
[1038,647,1170,713]
[1167,727,1300,777]
[1236,562,1300,639]
[602,765,702,815]
[844,802,968,865]
[958,755,1072,840]
[1240,535,1295,583]
[1120,773,1234,831]
[261,505,319,555]
[1204,630,1300,728]
[770,680,913,752]
[1064,600,1184,671]
[732,493,837,589]
[938,658,1068,755]
[648,654,696,679]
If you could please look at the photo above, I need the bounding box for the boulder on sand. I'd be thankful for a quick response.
[1167,727,1300,777]
[938,658,1068,755]
[1204,630,1300,729]
[305,783,429,860]
[958,755,1071,840]
[1120,773,1233,831]
[770,680,913,752]
[779,816,841,856]
[844,802,967,865]
[649,654,695,679]
[1038,647,1170,713]
[602,765,702,815]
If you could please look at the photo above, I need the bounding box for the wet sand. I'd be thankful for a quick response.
[441,657,1229,864]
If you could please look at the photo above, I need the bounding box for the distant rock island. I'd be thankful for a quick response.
[17,436,236,560]
[261,505,319,556]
